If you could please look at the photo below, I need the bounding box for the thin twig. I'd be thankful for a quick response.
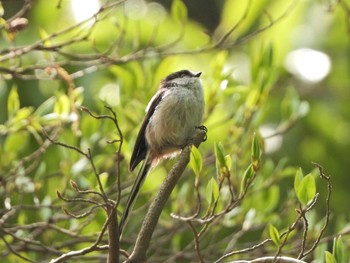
[301,163,332,258]
[188,221,204,263]
[0,234,35,263]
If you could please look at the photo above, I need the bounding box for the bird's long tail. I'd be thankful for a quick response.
[119,153,151,238]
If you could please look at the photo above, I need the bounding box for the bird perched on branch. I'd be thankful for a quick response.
[119,69,205,237]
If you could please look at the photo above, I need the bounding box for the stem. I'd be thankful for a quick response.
[125,129,206,263]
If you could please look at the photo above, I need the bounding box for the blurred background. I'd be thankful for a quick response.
[1,0,349,262]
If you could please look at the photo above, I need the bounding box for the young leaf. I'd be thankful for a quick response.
[296,173,316,206]
[251,132,261,171]
[215,142,226,167]
[171,0,187,23]
[190,146,202,177]
[224,155,232,171]
[333,236,344,263]
[269,224,280,247]
[0,2,4,17]
[325,251,337,263]
[294,168,303,197]
[206,177,219,205]
[54,94,71,117]
[240,164,254,195]
[35,97,56,116]
[8,86,20,118]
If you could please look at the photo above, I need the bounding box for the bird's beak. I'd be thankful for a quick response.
[194,72,202,78]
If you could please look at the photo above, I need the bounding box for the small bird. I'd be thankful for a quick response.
[119,69,205,237]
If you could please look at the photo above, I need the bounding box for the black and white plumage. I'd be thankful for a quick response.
[119,69,204,237]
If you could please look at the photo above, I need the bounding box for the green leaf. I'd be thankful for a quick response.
[325,251,337,263]
[245,89,260,108]
[7,86,20,118]
[190,146,202,177]
[294,168,303,196]
[224,155,232,171]
[215,142,230,180]
[240,164,254,195]
[38,28,53,47]
[54,94,71,117]
[262,44,274,68]
[281,86,299,120]
[269,224,280,247]
[333,236,344,263]
[215,142,226,167]
[14,107,33,122]
[206,177,219,205]
[251,132,261,171]
[171,0,187,23]
[35,97,56,116]
[4,131,29,153]
[296,173,316,206]
[0,2,4,17]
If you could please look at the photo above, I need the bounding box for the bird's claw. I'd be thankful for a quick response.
[195,125,208,141]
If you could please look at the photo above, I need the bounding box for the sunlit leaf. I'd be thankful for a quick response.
[240,164,254,195]
[35,97,56,116]
[54,94,71,117]
[190,146,202,177]
[4,131,29,153]
[269,224,280,247]
[171,0,187,23]
[245,89,260,108]
[215,142,230,180]
[206,177,219,205]
[224,155,232,171]
[281,86,299,120]
[262,44,274,68]
[325,251,337,263]
[38,28,52,46]
[296,173,316,206]
[7,86,20,118]
[333,236,344,263]
[294,168,303,196]
[0,2,4,17]
[14,107,33,122]
[72,86,85,106]
[251,132,261,171]
[215,142,226,167]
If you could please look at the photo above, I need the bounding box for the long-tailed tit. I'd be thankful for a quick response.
[119,69,205,236]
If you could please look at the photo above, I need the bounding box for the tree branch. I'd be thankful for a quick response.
[124,129,207,263]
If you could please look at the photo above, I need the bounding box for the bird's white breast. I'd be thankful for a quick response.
[146,79,204,157]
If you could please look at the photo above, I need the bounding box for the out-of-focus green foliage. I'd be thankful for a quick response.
[0,0,349,262]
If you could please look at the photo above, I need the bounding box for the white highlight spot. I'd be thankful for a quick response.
[71,0,100,23]
[259,125,283,154]
[285,48,331,83]
[125,0,147,20]
[99,83,120,106]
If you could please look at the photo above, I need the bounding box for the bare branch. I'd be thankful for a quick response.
[301,163,332,258]
[124,128,207,263]
[188,221,204,263]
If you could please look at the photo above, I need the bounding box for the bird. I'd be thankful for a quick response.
[119,69,205,237]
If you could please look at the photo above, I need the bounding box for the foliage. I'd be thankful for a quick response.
[0,0,349,262]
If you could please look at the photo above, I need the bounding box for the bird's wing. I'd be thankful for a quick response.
[129,88,166,171]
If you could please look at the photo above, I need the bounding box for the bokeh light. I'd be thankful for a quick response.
[259,125,283,154]
[285,48,331,83]
[71,0,100,23]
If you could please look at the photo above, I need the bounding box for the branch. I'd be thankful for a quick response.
[0,1,296,80]
[300,162,332,258]
[229,256,307,263]
[124,128,207,263]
